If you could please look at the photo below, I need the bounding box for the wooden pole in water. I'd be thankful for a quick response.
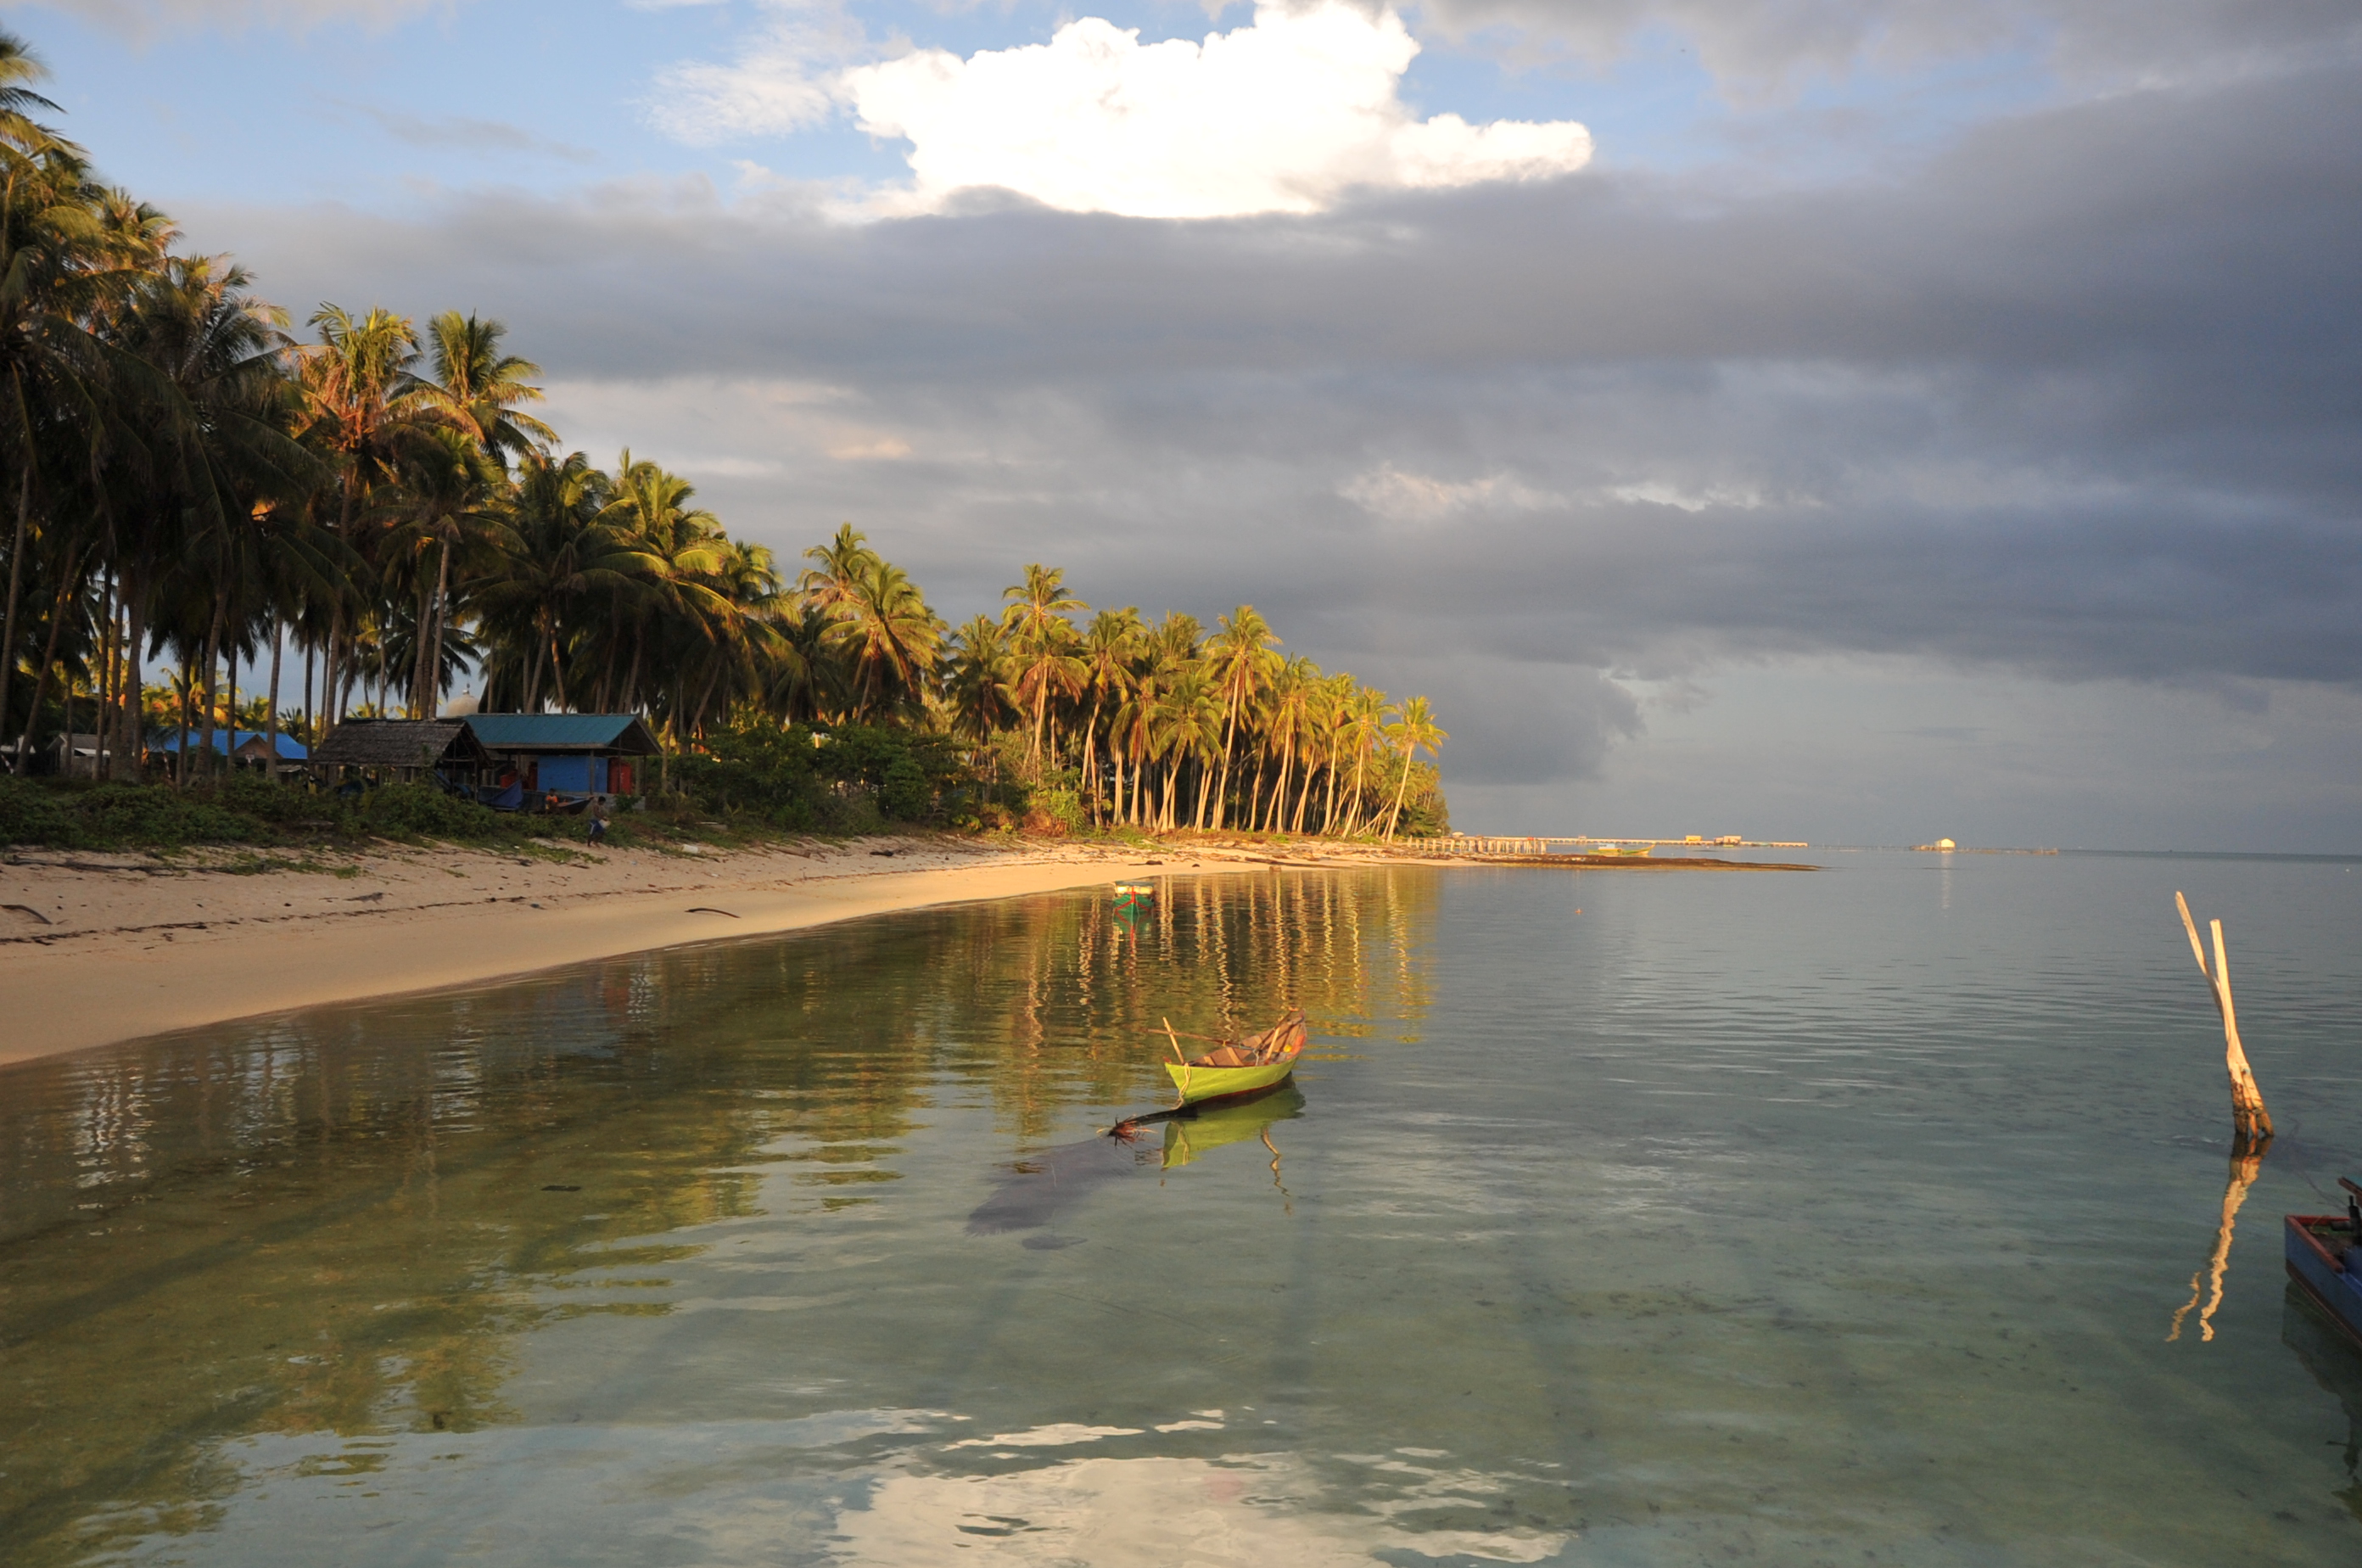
[2174,892,2273,1145]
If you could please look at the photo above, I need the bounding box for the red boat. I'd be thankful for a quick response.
[2286,1179,2362,1351]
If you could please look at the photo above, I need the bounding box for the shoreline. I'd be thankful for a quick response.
[0,837,1816,1068]
[0,837,1268,1068]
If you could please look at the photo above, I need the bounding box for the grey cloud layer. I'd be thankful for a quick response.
[1413,0,2360,92]
[188,55,2362,784]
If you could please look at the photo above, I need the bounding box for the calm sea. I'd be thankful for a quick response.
[3,851,2360,1565]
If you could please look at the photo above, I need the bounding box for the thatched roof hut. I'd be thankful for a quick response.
[311,719,490,776]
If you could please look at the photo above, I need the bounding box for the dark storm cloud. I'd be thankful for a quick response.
[185,53,2362,785]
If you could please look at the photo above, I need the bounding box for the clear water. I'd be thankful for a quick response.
[4,854,2362,1565]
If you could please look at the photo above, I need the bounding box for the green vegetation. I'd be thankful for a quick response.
[0,30,1446,849]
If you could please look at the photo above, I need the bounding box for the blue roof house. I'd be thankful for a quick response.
[148,729,311,762]
[463,714,661,799]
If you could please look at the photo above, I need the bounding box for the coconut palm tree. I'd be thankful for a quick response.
[1001,563,1086,774]
[0,39,107,748]
[946,612,1018,742]
[420,310,555,466]
[1381,694,1447,840]
[1257,654,1318,832]
[108,252,320,779]
[826,552,941,722]
[1075,606,1141,823]
[1152,665,1223,832]
[1329,686,1391,836]
[798,523,876,616]
[473,449,653,712]
[294,303,434,718]
[1202,604,1278,829]
[597,449,733,715]
[382,425,505,716]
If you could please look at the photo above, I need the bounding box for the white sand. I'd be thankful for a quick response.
[0,835,1319,1064]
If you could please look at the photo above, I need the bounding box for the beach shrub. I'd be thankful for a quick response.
[360,782,505,840]
[1023,782,1084,837]
[0,776,81,846]
[671,720,826,823]
[878,753,930,821]
[15,779,275,848]
[812,725,966,824]
[674,720,975,831]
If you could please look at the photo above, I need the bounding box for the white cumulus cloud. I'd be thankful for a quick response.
[804,3,1592,219]
[649,3,1591,216]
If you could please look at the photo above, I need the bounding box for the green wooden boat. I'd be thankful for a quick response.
[1163,1010,1308,1106]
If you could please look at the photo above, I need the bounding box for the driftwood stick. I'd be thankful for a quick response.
[2174,892,2273,1143]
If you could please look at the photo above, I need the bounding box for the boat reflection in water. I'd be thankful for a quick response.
[964,1083,1306,1244]
[1155,1080,1304,1190]
[2282,1285,2362,1526]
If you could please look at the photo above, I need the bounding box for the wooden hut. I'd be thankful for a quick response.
[462,714,660,800]
[311,719,489,789]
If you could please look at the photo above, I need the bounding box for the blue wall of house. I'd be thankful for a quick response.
[536,755,605,793]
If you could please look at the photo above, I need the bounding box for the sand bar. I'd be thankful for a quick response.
[0,837,1279,1067]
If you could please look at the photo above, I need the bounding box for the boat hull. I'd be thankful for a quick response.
[1164,1058,1296,1106]
[2285,1213,2362,1351]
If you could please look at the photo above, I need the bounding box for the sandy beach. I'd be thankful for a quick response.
[0,835,1321,1067]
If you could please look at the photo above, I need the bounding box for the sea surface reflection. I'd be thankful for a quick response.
[4,854,2362,1565]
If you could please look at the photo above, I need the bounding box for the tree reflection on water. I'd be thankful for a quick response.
[0,869,1436,1565]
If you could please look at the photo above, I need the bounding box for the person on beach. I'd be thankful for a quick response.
[587,794,609,845]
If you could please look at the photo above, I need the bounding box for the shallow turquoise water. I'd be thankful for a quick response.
[4,853,2361,1565]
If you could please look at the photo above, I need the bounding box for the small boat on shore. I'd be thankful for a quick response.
[1164,1009,1308,1107]
[1112,882,1155,910]
[2286,1179,2362,1350]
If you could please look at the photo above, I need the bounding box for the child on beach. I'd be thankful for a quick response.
[587,795,610,844]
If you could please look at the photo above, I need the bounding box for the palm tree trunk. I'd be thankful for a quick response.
[198,585,227,784]
[174,664,191,789]
[0,463,31,748]
[1079,703,1101,824]
[1211,696,1238,831]
[409,570,434,718]
[94,574,115,781]
[1384,743,1415,840]
[115,570,148,781]
[1344,747,1370,837]
[14,540,83,773]
[548,621,570,712]
[524,617,546,712]
[265,615,284,770]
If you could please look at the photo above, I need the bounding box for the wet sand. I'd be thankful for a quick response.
[0,836,1264,1066]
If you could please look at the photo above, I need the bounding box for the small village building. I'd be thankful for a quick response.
[148,729,311,772]
[310,719,488,789]
[462,714,660,800]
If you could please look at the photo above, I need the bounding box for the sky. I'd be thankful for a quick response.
[9,0,2360,850]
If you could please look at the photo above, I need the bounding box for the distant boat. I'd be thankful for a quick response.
[1112,881,1155,910]
[2286,1179,2362,1350]
[1163,1009,1308,1106]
